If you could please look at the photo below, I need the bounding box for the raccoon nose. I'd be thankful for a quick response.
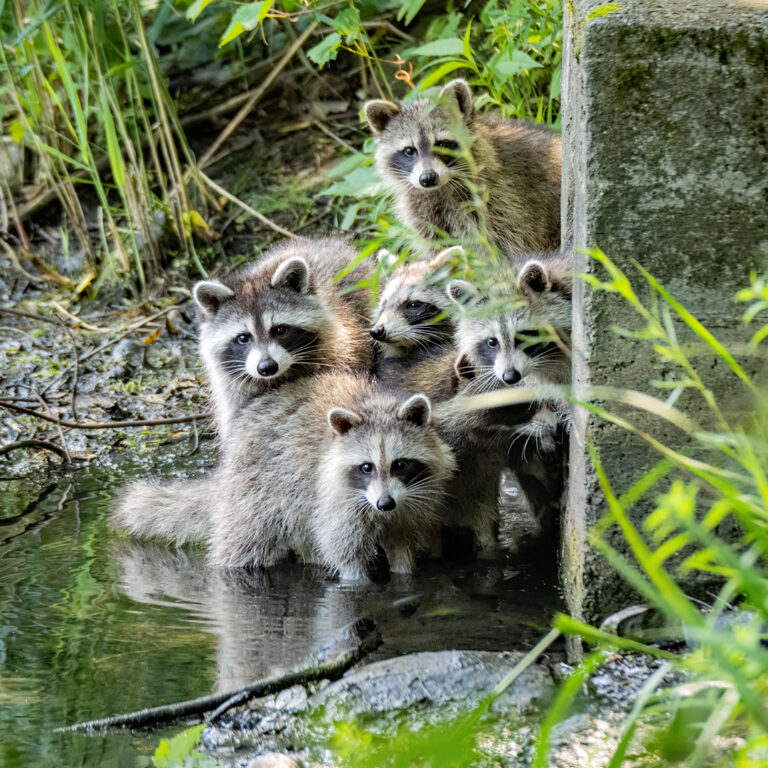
[502,368,521,385]
[376,495,396,512]
[370,325,387,341]
[257,358,279,377]
[419,170,438,188]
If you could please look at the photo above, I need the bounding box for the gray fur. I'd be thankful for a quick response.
[366,79,561,259]
[195,236,373,441]
[111,373,457,581]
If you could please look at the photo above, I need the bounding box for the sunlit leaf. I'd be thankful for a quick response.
[307,32,342,68]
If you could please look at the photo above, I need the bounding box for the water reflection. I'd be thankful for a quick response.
[0,456,560,768]
[113,538,560,695]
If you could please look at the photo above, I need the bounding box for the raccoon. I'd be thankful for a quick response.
[194,236,373,441]
[448,252,572,451]
[447,253,572,535]
[111,372,457,581]
[365,79,561,260]
[371,246,464,401]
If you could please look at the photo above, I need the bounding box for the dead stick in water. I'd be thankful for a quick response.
[0,439,77,463]
[0,401,208,430]
[58,619,381,732]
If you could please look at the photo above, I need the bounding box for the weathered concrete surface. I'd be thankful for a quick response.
[563,0,768,628]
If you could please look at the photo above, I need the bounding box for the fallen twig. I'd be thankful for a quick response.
[59,618,381,732]
[0,400,208,430]
[0,439,75,464]
[198,172,296,239]
[0,306,60,325]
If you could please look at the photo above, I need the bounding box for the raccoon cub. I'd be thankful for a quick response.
[111,373,456,581]
[194,236,373,440]
[448,252,572,450]
[447,252,572,534]
[365,79,561,259]
[371,245,463,402]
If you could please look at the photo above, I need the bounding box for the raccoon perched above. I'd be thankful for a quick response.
[111,373,456,581]
[193,237,373,440]
[371,245,463,401]
[365,79,561,259]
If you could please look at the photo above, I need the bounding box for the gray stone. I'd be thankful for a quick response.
[309,649,554,717]
[562,0,768,628]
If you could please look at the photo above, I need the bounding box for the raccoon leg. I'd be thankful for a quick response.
[385,545,415,575]
[110,477,212,545]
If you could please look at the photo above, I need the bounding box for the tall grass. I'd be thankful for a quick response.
[1,0,204,293]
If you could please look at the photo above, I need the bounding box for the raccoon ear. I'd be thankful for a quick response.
[327,407,363,436]
[271,257,310,294]
[518,260,550,295]
[364,100,401,135]
[428,245,464,271]
[439,79,473,121]
[446,279,478,308]
[397,394,431,426]
[193,280,234,318]
[454,354,475,381]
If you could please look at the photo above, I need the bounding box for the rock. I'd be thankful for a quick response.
[310,650,554,718]
[246,754,300,768]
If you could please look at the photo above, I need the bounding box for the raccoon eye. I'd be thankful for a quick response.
[402,146,416,157]
[486,337,499,348]
[360,462,374,474]
[235,333,251,345]
[434,140,459,153]
[392,459,408,472]
[273,325,288,337]
[406,300,423,310]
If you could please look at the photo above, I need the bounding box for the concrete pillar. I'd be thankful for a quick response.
[562,0,768,627]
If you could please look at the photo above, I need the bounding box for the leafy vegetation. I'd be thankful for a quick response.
[1,0,562,294]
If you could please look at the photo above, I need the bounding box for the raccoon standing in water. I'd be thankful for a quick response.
[448,252,572,537]
[370,245,463,401]
[111,372,456,581]
[193,237,373,441]
[365,79,561,259]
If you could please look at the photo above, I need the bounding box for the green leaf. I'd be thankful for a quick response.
[587,2,622,19]
[186,0,216,21]
[152,725,205,768]
[396,0,426,26]
[495,50,543,75]
[219,0,274,46]
[408,38,464,57]
[10,120,25,143]
[550,63,562,99]
[306,32,341,68]
[325,164,380,197]
[416,60,467,91]
[327,7,361,39]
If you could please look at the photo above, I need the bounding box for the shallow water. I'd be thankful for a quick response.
[0,448,561,768]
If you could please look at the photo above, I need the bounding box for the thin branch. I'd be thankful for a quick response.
[0,400,208,430]
[58,618,381,732]
[0,439,75,463]
[0,306,60,325]
[197,172,296,239]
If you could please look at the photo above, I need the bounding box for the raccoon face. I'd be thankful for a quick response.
[370,247,463,355]
[195,257,331,389]
[366,80,474,193]
[454,313,565,392]
[327,395,439,514]
[448,258,571,393]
